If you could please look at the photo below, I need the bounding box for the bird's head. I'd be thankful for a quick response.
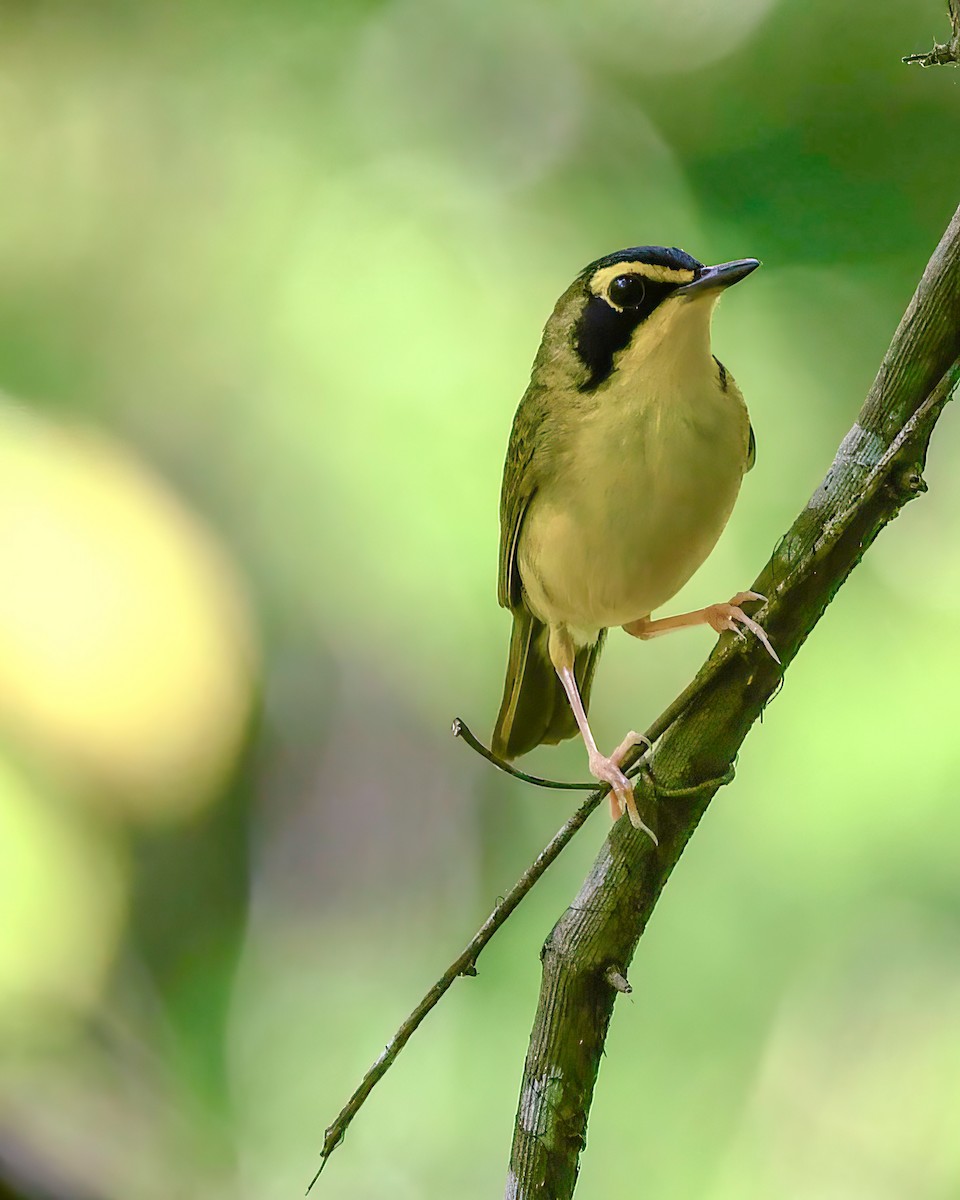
[536,246,759,393]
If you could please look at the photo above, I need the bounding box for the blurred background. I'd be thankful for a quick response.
[0,1,958,1197]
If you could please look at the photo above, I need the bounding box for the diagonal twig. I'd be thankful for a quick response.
[451,718,597,790]
[307,687,730,1189]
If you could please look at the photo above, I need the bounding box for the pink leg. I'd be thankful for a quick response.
[547,626,656,842]
[624,591,780,664]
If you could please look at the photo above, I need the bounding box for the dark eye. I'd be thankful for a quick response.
[607,274,646,308]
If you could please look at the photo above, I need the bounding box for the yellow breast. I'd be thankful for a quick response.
[518,306,750,642]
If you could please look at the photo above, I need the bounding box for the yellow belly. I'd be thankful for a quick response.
[518,377,749,641]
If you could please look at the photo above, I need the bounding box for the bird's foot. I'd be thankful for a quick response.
[611,729,652,767]
[589,734,657,844]
[704,591,780,664]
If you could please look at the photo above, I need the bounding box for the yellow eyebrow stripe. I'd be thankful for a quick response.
[588,262,696,296]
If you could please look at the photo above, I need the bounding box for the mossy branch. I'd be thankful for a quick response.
[504,205,960,1200]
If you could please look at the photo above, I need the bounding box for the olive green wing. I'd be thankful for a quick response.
[497,385,545,610]
[493,385,606,760]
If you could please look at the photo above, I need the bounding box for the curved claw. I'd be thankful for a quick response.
[707,595,780,665]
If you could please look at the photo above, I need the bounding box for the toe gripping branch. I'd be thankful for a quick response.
[452,718,736,814]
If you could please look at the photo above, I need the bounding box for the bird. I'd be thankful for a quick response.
[491,245,778,841]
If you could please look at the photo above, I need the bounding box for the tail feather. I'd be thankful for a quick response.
[491,608,605,761]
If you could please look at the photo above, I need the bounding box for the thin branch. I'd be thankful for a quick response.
[306,783,605,1191]
[308,711,734,1188]
[505,204,960,1200]
[451,718,597,790]
[903,0,960,65]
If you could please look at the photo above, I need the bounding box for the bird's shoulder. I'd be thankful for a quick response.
[713,354,755,470]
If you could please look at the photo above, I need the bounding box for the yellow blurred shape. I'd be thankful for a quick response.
[0,753,124,1011]
[0,400,255,820]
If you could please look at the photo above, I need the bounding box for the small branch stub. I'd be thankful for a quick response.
[605,966,632,994]
[896,465,928,497]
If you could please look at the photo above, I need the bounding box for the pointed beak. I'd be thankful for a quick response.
[676,258,760,296]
